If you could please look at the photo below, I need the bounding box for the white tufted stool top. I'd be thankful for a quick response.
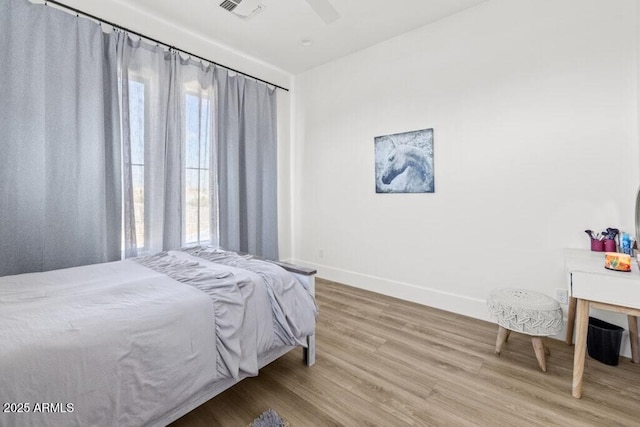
[487,288,563,336]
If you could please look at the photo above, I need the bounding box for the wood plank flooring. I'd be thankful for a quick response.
[171,279,640,426]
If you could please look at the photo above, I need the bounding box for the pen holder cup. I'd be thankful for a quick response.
[591,239,604,252]
[604,239,616,252]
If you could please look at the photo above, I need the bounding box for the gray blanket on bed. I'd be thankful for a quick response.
[134,248,317,379]
[182,246,318,346]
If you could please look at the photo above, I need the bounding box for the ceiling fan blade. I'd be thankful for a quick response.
[304,0,340,24]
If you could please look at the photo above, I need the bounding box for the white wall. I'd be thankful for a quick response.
[292,0,639,337]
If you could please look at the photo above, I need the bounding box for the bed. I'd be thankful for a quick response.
[0,246,317,427]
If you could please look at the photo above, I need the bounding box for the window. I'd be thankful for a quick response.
[123,78,217,255]
[128,79,146,250]
[184,92,214,245]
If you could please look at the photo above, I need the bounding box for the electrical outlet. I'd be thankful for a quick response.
[556,288,569,304]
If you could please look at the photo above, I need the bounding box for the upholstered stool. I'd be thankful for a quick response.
[487,288,563,372]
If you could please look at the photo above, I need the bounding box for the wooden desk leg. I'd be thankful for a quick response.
[566,296,577,346]
[627,315,639,363]
[572,299,589,398]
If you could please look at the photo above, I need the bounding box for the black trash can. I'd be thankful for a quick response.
[587,317,624,366]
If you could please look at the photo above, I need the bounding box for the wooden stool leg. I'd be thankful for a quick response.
[531,337,547,372]
[495,326,510,355]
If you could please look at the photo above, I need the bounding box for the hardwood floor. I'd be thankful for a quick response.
[171,279,640,426]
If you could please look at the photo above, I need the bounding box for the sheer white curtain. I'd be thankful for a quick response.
[179,56,219,249]
[0,0,121,276]
[119,37,219,257]
[119,36,182,257]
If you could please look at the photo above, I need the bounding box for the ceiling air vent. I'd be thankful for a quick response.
[219,0,241,12]
[219,0,263,18]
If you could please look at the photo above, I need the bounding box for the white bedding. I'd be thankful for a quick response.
[0,260,218,427]
[0,249,317,427]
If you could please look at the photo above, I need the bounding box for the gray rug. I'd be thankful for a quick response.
[250,409,289,427]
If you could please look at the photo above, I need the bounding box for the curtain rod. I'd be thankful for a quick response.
[44,0,290,92]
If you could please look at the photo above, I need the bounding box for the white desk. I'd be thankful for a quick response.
[565,248,640,398]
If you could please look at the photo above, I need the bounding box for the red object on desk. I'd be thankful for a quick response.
[590,239,604,251]
[604,239,616,252]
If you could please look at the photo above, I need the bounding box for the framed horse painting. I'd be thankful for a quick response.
[374,128,434,193]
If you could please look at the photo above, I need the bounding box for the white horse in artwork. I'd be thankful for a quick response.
[380,138,432,192]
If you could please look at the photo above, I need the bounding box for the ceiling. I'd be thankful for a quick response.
[110,0,489,74]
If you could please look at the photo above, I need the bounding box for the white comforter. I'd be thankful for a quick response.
[0,249,317,427]
[0,260,218,427]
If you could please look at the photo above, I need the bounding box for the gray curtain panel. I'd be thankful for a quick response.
[215,68,279,259]
[0,0,121,276]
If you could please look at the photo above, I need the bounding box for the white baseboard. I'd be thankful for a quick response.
[289,259,490,322]
[290,259,634,359]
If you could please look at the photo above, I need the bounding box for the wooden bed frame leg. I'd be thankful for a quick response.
[304,334,316,366]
